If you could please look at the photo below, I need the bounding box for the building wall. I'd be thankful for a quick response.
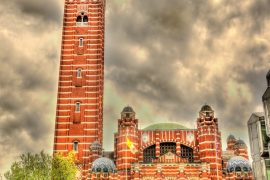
[248,113,270,180]
[53,0,105,178]
[114,106,224,179]
[247,71,270,180]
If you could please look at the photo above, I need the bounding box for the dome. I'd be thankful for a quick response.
[200,104,213,112]
[235,139,247,148]
[122,106,134,113]
[92,157,116,173]
[90,141,102,151]
[227,156,252,173]
[143,123,188,130]
[227,134,236,142]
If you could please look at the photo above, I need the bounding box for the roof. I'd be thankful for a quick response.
[90,141,102,151]
[247,112,264,125]
[92,157,116,173]
[143,123,189,130]
[263,87,270,99]
[227,134,236,142]
[227,156,252,172]
[200,104,213,112]
[235,139,247,148]
[252,112,264,117]
[122,106,134,113]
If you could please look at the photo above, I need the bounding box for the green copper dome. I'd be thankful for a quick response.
[143,123,188,130]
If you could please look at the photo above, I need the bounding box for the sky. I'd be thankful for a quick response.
[0,0,270,176]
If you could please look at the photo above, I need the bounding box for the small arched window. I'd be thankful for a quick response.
[76,16,82,23]
[79,38,84,47]
[77,68,82,78]
[75,102,81,112]
[235,166,241,172]
[83,16,88,22]
[73,141,79,152]
[76,12,88,26]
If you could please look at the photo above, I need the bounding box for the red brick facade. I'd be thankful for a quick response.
[53,0,105,179]
[111,105,222,179]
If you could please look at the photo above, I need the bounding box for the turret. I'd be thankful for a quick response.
[226,135,237,151]
[115,106,139,179]
[197,104,222,180]
[234,139,249,160]
[89,141,102,161]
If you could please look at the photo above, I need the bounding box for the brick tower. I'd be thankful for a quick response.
[114,106,139,179]
[197,105,223,180]
[53,0,105,178]
[226,134,236,151]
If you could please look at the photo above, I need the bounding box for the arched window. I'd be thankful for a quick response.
[143,145,156,163]
[77,68,82,78]
[83,16,88,22]
[235,166,242,172]
[76,16,82,23]
[75,102,81,112]
[243,167,249,172]
[76,12,88,26]
[79,38,84,47]
[73,141,79,152]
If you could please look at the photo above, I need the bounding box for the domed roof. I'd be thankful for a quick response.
[227,156,252,172]
[235,139,247,148]
[200,104,213,112]
[143,123,188,130]
[227,134,236,142]
[92,157,116,173]
[122,106,134,113]
[90,141,102,150]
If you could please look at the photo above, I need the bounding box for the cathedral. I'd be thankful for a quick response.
[53,0,253,179]
[88,105,253,180]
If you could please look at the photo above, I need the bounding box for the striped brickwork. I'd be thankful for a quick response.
[225,172,253,179]
[53,0,105,179]
[115,115,139,180]
[197,115,223,180]
[131,163,211,179]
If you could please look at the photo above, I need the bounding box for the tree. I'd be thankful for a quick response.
[52,152,78,180]
[4,151,78,180]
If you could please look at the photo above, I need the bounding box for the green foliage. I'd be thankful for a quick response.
[52,152,78,180]
[4,151,52,180]
[4,151,78,180]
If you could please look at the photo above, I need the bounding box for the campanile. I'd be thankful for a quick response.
[53,0,105,178]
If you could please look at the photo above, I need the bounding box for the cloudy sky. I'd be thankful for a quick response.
[0,0,269,175]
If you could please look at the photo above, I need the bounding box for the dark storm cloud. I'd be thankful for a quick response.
[1,0,62,24]
[248,0,270,33]
[105,0,270,134]
[0,34,57,152]
[0,0,61,172]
